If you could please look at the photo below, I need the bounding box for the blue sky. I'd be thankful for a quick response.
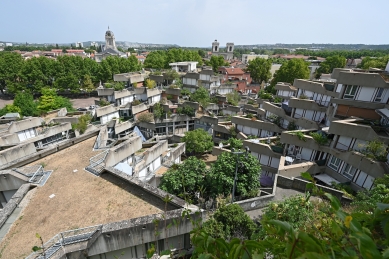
[2,0,388,46]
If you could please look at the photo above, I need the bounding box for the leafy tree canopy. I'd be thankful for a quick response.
[206,151,261,199]
[13,92,37,116]
[181,128,213,154]
[202,204,257,241]
[205,55,229,72]
[190,86,210,108]
[246,57,272,83]
[360,55,389,69]
[159,156,208,202]
[226,90,241,106]
[36,88,73,112]
[316,55,346,77]
[270,58,310,87]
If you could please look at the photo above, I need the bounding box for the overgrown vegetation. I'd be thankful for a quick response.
[309,132,329,145]
[176,105,195,117]
[226,90,241,106]
[190,172,389,258]
[137,112,154,123]
[72,114,92,134]
[98,98,110,107]
[357,139,388,162]
[222,138,243,150]
[292,130,306,141]
[181,128,213,155]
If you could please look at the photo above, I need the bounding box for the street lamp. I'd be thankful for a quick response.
[231,146,250,203]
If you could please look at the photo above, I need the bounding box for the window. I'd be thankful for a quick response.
[328,156,341,171]
[343,85,358,99]
[341,163,356,180]
[374,88,384,102]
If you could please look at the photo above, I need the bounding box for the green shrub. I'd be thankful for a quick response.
[292,131,306,141]
[309,132,328,145]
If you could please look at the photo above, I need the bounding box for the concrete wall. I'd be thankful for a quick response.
[96,105,118,117]
[0,142,37,165]
[0,129,100,170]
[114,121,134,135]
[0,133,20,146]
[329,119,389,144]
[87,208,203,257]
[289,98,328,112]
[8,117,42,133]
[132,103,148,115]
[277,174,343,200]
[337,71,389,89]
[0,170,29,191]
[143,141,168,166]
[105,136,142,167]
[97,88,115,97]
[0,184,32,229]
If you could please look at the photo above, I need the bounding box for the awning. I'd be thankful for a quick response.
[314,174,340,186]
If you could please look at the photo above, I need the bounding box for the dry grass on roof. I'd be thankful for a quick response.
[0,137,162,259]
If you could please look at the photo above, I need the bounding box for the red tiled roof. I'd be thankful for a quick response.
[66,49,84,53]
[136,55,145,59]
[51,49,63,52]
[222,67,245,75]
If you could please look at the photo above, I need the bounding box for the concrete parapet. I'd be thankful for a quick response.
[0,129,99,170]
[0,183,33,229]
[277,175,343,200]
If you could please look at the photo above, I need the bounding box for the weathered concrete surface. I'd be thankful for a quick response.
[0,129,99,170]
[0,184,32,230]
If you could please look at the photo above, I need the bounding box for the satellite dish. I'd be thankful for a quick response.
[219,143,223,148]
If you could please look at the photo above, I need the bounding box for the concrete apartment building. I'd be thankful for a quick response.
[330,68,389,120]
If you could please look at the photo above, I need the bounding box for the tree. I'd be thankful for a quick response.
[13,92,37,116]
[181,128,213,155]
[206,152,261,199]
[72,114,92,134]
[191,86,210,108]
[0,52,24,94]
[152,102,165,120]
[202,204,257,241]
[198,49,206,58]
[145,79,156,89]
[226,90,241,106]
[246,57,272,83]
[159,156,208,202]
[223,138,243,149]
[206,55,229,72]
[271,58,310,87]
[360,55,389,69]
[37,88,73,113]
[176,105,195,116]
[82,74,95,96]
[190,172,389,259]
[315,55,346,78]
[0,104,22,116]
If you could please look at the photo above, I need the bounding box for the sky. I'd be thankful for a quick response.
[1,0,388,47]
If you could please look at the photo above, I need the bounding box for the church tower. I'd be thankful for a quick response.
[212,40,220,53]
[105,27,117,50]
[226,42,234,53]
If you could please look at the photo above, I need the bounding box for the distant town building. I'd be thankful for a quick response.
[91,42,99,47]
[242,52,269,64]
[211,40,234,60]
[75,42,83,48]
[94,27,127,62]
[5,43,12,47]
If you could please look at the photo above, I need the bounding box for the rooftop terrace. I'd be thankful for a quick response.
[0,137,162,259]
